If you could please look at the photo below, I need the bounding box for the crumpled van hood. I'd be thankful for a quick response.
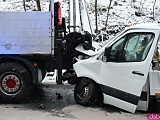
[75,41,101,56]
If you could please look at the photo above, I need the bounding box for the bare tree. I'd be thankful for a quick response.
[138,0,146,14]
[23,0,27,11]
[23,0,41,11]
[95,0,98,33]
[35,0,41,11]
[130,0,136,8]
[153,0,156,19]
[105,0,112,31]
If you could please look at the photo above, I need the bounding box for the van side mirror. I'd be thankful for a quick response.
[83,33,92,50]
[102,47,110,62]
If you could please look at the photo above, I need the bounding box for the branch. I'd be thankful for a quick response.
[23,0,26,11]
[105,0,112,31]
[153,0,156,19]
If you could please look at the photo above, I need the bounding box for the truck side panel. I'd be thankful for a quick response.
[0,12,52,54]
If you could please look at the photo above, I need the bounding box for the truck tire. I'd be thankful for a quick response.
[74,78,103,106]
[0,62,33,103]
[41,69,46,80]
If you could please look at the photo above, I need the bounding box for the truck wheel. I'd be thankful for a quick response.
[0,62,32,102]
[41,69,46,80]
[74,78,103,106]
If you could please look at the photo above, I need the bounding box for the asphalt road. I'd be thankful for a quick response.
[0,79,160,120]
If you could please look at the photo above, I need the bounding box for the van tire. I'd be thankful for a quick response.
[0,62,33,103]
[74,78,103,106]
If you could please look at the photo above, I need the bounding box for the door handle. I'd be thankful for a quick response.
[132,71,144,76]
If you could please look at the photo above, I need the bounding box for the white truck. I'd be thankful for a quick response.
[0,0,160,114]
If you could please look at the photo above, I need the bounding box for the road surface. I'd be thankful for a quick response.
[0,77,159,120]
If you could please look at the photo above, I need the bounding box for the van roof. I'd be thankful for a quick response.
[127,23,160,30]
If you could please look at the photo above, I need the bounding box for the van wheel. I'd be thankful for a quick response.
[74,78,103,106]
[0,62,33,103]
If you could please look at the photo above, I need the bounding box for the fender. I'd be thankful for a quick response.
[0,55,38,84]
[73,58,102,84]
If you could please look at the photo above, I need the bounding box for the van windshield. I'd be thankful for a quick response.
[99,29,126,48]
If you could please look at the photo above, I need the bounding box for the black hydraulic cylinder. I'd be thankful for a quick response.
[56,39,63,84]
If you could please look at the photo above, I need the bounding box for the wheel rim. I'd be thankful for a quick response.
[77,86,89,101]
[1,74,22,95]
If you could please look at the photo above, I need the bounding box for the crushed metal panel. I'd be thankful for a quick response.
[73,58,102,84]
[0,12,52,54]
[75,41,101,56]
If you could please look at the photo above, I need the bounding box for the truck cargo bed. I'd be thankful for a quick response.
[0,12,52,54]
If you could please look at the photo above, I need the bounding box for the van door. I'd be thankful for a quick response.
[99,30,159,113]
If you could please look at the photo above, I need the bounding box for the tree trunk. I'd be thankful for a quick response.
[23,0,26,11]
[95,0,98,33]
[153,0,156,19]
[105,0,112,31]
[130,0,133,8]
[35,0,41,11]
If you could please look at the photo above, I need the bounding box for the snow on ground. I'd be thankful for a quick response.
[86,0,160,34]
[0,0,51,11]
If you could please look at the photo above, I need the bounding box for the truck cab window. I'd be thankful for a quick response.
[108,33,154,62]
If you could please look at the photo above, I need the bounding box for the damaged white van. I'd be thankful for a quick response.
[71,23,160,113]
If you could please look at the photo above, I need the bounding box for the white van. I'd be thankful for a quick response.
[73,23,160,113]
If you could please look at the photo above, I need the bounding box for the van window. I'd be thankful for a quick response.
[108,33,154,62]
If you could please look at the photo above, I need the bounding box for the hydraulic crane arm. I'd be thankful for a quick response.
[69,0,93,35]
